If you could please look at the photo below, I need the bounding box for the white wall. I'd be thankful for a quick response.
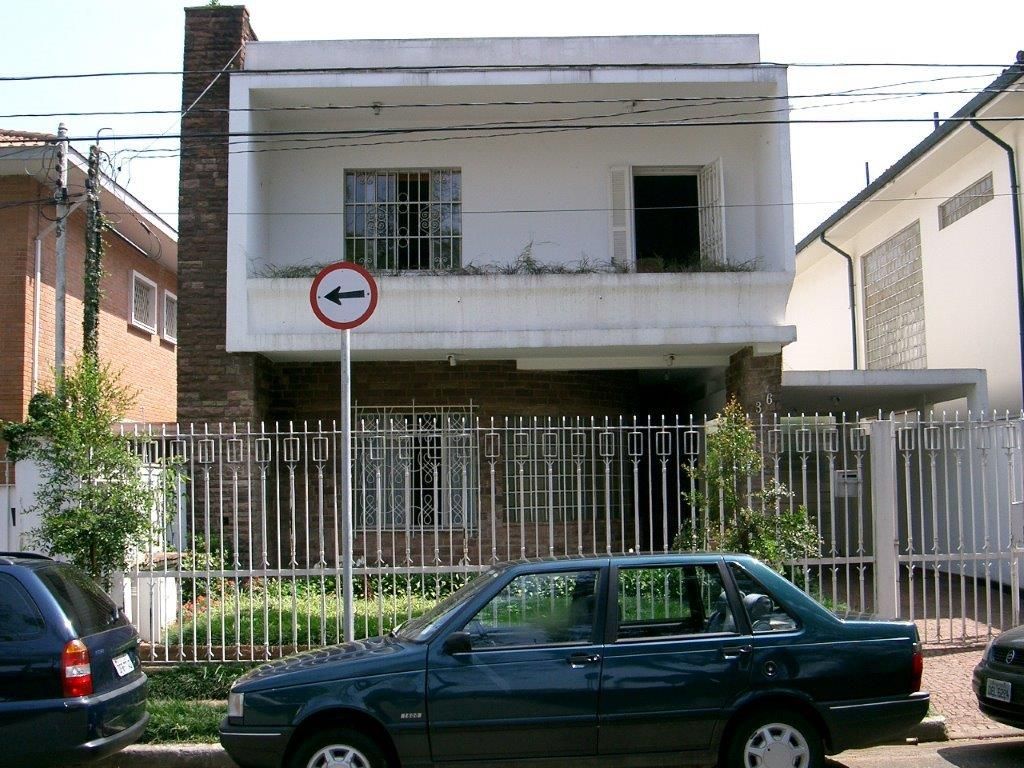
[787,121,1024,412]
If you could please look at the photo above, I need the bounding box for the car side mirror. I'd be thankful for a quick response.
[443,631,472,655]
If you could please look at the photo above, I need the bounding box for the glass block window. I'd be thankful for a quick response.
[862,222,926,370]
[163,290,178,344]
[939,172,993,230]
[344,169,461,271]
[130,271,158,334]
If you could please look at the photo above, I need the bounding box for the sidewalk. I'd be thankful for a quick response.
[922,645,1020,741]
[96,646,1020,767]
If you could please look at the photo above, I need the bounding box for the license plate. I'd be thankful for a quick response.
[987,678,1012,703]
[112,653,135,678]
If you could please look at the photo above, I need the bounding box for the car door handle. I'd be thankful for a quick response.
[567,653,601,668]
[721,645,753,660]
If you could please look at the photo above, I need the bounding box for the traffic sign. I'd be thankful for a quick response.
[309,261,379,330]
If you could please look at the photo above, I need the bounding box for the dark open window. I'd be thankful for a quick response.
[634,174,700,269]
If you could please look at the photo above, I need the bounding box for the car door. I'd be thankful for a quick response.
[427,566,604,761]
[598,559,749,756]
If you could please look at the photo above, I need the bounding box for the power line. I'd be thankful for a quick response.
[0,60,1014,82]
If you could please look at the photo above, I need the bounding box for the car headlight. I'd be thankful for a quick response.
[228,691,244,719]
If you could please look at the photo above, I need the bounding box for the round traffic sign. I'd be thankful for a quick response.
[309,262,379,330]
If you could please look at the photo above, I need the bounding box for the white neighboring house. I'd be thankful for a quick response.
[785,54,1024,415]
[214,32,796,417]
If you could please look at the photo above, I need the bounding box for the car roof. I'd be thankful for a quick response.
[0,552,55,567]
[498,552,750,572]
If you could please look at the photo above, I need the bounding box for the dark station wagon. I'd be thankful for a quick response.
[220,554,928,768]
[0,553,148,768]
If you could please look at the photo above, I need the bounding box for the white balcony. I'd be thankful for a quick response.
[229,271,795,369]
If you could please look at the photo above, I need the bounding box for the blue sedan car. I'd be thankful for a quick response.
[220,554,928,768]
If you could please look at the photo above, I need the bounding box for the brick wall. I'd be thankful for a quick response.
[267,361,643,421]
[0,176,177,424]
[177,6,266,425]
[726,346,783,418]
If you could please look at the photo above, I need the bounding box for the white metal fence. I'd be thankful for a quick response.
[106,411,1022,660]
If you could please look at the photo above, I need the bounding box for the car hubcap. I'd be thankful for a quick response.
[743,723,810,768]
[307,744,372,768]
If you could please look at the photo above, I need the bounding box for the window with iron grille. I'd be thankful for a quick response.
[862,221,926,370]
[163,290,177,344]
[938,172,993,230]
[344,169,462,271]
[354,407,477,534]
[130,271,158,334]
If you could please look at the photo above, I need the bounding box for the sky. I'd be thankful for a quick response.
[2,0,1021,239]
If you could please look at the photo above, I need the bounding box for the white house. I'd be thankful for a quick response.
[179,7,796,425]
[785,54,1024,415]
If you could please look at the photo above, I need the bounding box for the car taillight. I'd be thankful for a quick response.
[911,641,924,693]
[62,639,93,698]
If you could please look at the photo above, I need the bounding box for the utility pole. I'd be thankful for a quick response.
[83,144,102,360]
[54,123,69,383]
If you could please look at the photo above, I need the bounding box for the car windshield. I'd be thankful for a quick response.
[393,567,504,642]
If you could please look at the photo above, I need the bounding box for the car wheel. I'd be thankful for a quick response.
[725,709,823,768]
[288,728,388,768]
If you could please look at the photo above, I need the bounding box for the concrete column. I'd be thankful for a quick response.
[870,419,900,619]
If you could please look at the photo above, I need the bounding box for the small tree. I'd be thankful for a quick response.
[674,398,819,573]
[2,357,156,588]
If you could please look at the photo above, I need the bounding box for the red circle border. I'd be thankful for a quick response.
[309,261,379,330]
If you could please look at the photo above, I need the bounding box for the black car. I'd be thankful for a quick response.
[973,623,1024,729]
[0,552,148,767]
[220,553,928,768]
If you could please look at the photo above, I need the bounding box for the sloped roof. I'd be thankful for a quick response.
[0,129,55,146]
[796,53,1024,255]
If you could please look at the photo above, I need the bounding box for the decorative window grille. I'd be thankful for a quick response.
[862,221,926,370]
[130,271,158,334]
[354,406,477,533]
[938,172,994,230]
[344,169,462,271]
[163,291,178,344]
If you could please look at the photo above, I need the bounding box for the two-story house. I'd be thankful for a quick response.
[179,6,796,428]
[785,54,1024,415]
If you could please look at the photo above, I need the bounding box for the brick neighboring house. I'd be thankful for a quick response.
[0,130,179,425]
[177,6,796,426]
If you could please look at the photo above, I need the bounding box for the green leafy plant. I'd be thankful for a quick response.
[1,357,159,587]
[673,398,820,573]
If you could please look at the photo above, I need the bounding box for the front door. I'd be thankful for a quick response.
[427,568,603,761]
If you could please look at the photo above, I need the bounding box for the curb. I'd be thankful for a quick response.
[909,715,950,743]
[94,744,235,768]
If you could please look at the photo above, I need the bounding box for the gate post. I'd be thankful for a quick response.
[870,420,900,618]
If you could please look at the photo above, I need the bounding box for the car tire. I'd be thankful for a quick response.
[288,728,388,768]
[724,708,823,768]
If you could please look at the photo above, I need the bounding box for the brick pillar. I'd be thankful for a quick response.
[177,6,267,424]
[725,346,782,418]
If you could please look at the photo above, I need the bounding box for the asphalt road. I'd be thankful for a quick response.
[828,736,1024,767]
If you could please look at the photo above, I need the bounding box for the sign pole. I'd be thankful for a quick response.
[309,260,377,645]
[341,328,354,643]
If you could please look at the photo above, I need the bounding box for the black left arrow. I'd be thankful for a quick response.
[324,287,367,305]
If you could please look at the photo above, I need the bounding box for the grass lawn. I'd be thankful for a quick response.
[142,663,255,744]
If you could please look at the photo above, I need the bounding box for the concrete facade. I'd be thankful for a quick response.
[180,7,796,422]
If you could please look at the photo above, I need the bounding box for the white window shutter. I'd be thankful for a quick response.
[609,166,633,268]
[697,157,726,267]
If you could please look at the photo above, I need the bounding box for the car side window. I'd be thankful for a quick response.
[0,574,45,641]
[616,563,735,640]
[462,570,598,649]
[728,563,799,634]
